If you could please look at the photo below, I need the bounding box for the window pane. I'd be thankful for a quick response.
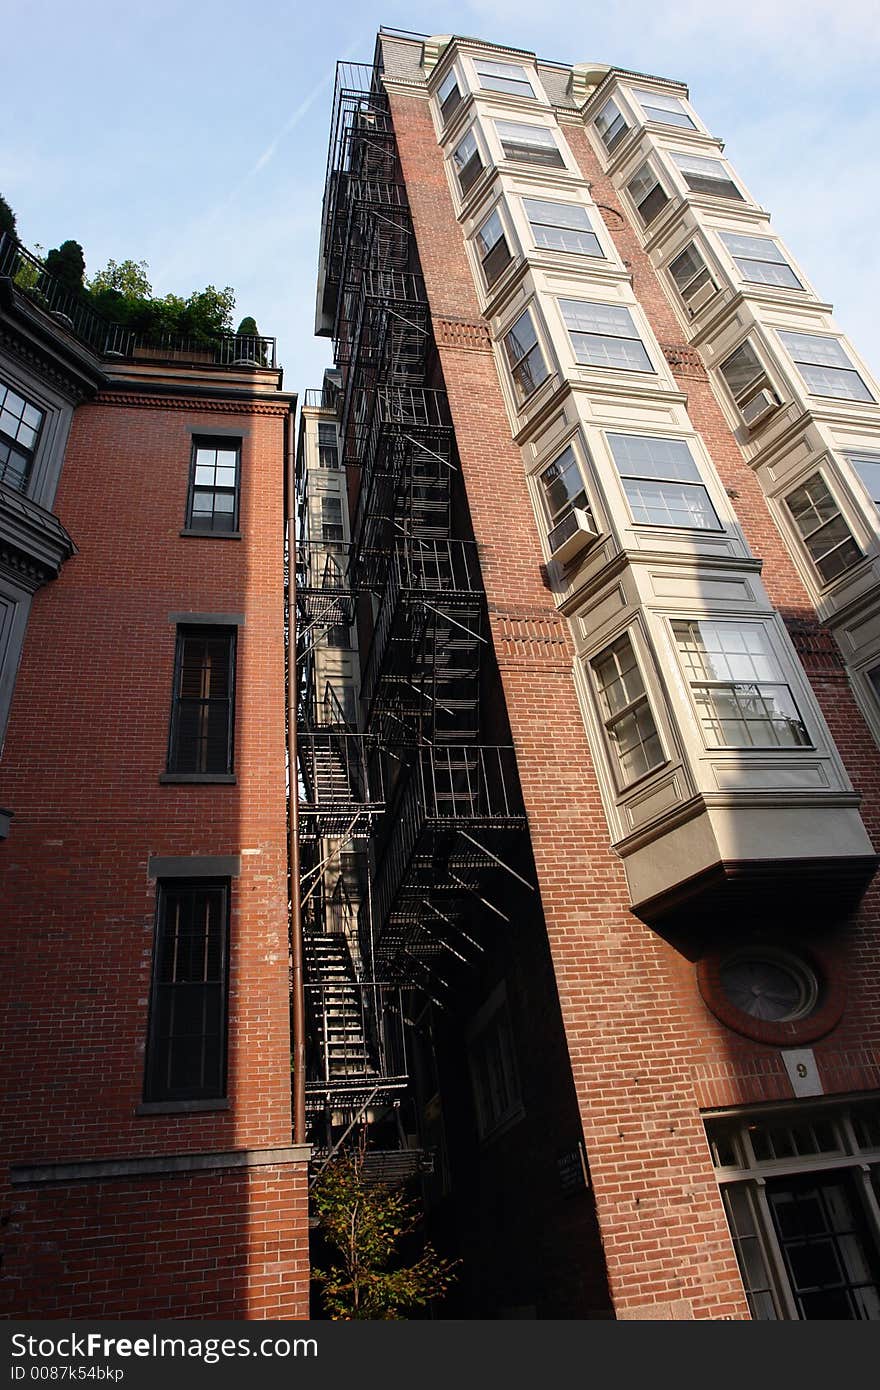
[476,211,505,257]
[847,450,880,505]
[540,445,588,526]
[608,433,701,482]
[673,620,809,748]
[496,121,564,166]
[623,479,719,529]
[786,474,861,582]
[720,342,766,401]
[524,198,602,257]
[595,98,628,152]
[170,630,235,774]
[476,59,534,97]
[673,152,743,199]
[189,438,240,531]
[633,88,695,129]
[438,70,461,120]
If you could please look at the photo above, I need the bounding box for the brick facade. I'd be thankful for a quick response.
[0,380,310,1318]
[386,84,880,1320]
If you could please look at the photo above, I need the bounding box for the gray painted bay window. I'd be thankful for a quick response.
[595,97,629,153]
[591,633,664,786]
[524,198,602,256]
[559,300,653,372]
[785,474,861,582]
[672,620,810,749]
[475,210,513,287]
[495,121,564,167]
[502,309,549,403]
[778,332,874,403]
[607,432,721,530]
[627,162,669,226]
[719,232,802,289]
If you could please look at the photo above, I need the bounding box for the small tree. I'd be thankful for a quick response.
[0,193,17,240]
[236,315,259,337]
[45,240,85,292]
[88,258,152,299]
[311,1138,459,1319]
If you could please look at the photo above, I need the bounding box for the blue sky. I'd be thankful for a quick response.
[2,1,877,397]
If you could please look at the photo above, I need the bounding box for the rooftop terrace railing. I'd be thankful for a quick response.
[1,233,277,368]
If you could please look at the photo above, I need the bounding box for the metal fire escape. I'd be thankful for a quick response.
[296,61,533,1168]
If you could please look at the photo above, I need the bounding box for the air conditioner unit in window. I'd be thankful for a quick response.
[741,388,779,429]
[687,278,718,315]
[548,508,598,565]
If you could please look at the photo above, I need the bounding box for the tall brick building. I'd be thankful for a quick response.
[0,239,310,1317]
[296,29,880,1319]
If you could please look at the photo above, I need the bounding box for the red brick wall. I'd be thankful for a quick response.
[386,87,880,1320]
[0,386,308,1317]
[2,1162,309,1319]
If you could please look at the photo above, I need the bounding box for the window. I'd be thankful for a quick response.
[595,97,629,153]
[668,243,718,313]
[846,450,880,510]
[778,331,874,403]
[607,432,721,530]
[468,992,523,1141]
[718,232,802,289]
[632,87,695,129]
[475,210,512,288]
[495,121,564,167]
[144,880,229,1101]
[0,380,44,493]
[672,152,743,200]
[186,437,240,533]
[437,69,462,122]
[719,340,777,418]
[475,58,535,98]
[523,197,602,257]
[672,619,810,749]
[321,495,344,543]
[325,623,350,648]
[626,162,669,226]
[785,474,861,583]
[538,444,593,540]
[168,628,236,775]
[706,1102,880,1320]
[317,422,339,468]
[452,128,483,195]
[559,299,653,372]
[502,309,549,403]
[591,632,664,786]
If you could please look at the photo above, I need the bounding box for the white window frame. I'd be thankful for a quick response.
[451,124,485,199]
[777,330,875,404]
[717,338,781,422]
[605,431,723,533]
[436,66,463,125]
[670,616,812,752]
[474,207,513,289]
[670,151,746,202]
[589,628,667,790]
[500,306,551,406]
[783,470,863,586]
[494,119,566,169]
[595,96,630,154]
[718,231,803,291]
[522,196,604,258]
[631,86,696,131]
[667,241,719,315]
[536,440,595,546]
[625,160,670,228]
[473,57,536,100]
[558,298,656,375]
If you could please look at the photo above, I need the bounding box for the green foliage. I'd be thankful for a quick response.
[12,244,44,294]
[311,1139,459,1320]
[0,193,16,239]
[88,258,152,299]
[236,316,259,337]
[45,240,85,292]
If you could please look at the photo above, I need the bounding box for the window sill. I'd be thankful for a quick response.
[159,773,237,784]
[136,1099,231,1116]
[179,528,241,540]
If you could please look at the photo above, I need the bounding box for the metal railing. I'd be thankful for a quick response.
[1,234,277,367]
[1,234,134,356]
[298,731,384,815]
